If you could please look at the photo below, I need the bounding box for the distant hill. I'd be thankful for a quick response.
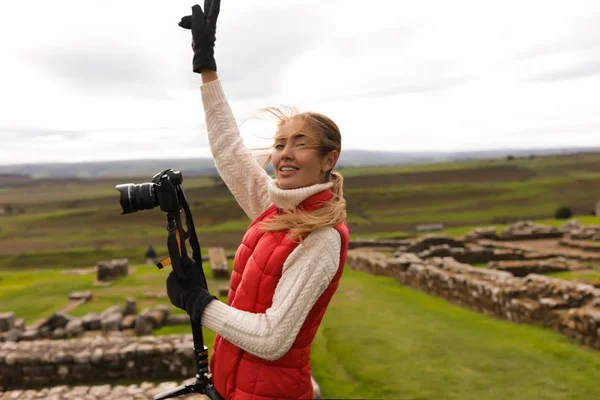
[1,147,599,179]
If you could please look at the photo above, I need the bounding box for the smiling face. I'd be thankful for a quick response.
[272,117,338,190]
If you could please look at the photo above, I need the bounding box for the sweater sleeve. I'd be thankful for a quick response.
[201,227,342,361]
[201,79,272,220]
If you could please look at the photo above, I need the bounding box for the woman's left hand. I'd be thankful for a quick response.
[166,269,217,322]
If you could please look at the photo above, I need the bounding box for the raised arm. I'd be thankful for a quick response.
[200,72,272,220]
[179,4,272,220]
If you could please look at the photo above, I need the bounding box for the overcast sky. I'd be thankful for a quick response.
[1,0,599,165]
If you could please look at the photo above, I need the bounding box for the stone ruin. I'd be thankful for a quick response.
[208,247,230,279]
[348,249,600,352]
[488,257,585,277]
[0,330,322,398]
[347,228,600,353]
[0,253,325,398]
[465,220,562,241]
[0,334,197,391]
[353,234,556,267]
[0,299,190,344]
[96,258,129,282]
[1,381,209,399]
[560,219,600,240]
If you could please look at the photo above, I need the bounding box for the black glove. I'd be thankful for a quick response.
[166,267,217,323]
[178,0,221,73]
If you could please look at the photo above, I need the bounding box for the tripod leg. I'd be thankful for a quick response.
[153,383,195,400]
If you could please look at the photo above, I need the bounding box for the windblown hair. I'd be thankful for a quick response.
[258,106,346,242]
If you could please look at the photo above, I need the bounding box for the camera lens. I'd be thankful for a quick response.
[115,183,158,214]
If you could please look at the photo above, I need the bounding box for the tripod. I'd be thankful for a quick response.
[153,187,223,400]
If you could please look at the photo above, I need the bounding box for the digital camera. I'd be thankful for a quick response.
[116,169,183,214]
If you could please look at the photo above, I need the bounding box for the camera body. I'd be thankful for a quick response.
[152,169,183,213]
[116,169,184,215]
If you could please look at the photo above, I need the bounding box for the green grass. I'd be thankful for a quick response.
[546,270,600,283]
[3,263,600,398]
[0,246,156,269]
[0,261,231,324]
[311,268,600,399]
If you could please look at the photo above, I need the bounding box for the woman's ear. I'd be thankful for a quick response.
[321,150,339,172]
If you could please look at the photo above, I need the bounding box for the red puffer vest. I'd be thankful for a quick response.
[209,189,349,400]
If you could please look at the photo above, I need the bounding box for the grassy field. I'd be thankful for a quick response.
[2,263,600,398]
[2,152,600,268]
[3,152,600,397]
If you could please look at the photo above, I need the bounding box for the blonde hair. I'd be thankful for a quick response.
[257,106,346,242]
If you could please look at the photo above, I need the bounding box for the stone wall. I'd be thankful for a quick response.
[0,381,209,399]
[559,238,600,252]
[0,335,196,390]
[488,257,584,277]
[465,221,562,241]
[97,259,129,282]
[347,250,600,351]
[0,301,189,343]
[561,219,600,240]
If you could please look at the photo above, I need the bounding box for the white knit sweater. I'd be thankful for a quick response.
[199,79,342,361]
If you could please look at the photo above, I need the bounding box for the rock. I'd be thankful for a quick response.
[13,318,25,331]
[81,313,101,331]
[51,328,67,340]
[1,328,20,342]
[68,291,93,302]
[66,319,84,338]
[498,220,562,240]
[465,227,498,241]
[40,312,75,331]
[100,306,123,318]
[101,313,123,332]
[0,312,15,332]
[121,315,136,330]
[96,258,129,282]
[395,253,423,265]
[19,328,39,341]
[165,314,190,326]
[124,298,137,316]
[134,315,154,336]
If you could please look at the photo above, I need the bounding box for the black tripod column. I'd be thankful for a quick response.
[153,212,223,400]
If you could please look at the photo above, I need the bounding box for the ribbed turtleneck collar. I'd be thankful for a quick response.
[267,179,333,210]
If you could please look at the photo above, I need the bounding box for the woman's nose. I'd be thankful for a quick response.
[280,144,294,159]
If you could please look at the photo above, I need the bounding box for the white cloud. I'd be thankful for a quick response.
[0,0,599,165]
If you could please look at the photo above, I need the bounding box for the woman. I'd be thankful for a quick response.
[167,2,350,399]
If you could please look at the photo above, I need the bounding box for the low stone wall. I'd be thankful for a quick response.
[465,221,562,241]
[559,238,600,252]
[348,238,412,250]
[0,300,190,343]
[488,258,584,277]
[415,244,526,264]
[0,334,196,390]
[347,250,600,351]
[0,381,209,399]
[561,219,600,240]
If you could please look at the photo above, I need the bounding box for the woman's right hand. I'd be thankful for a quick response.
[178,0,221,73]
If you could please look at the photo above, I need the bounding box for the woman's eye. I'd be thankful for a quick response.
[274,144,284,150]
